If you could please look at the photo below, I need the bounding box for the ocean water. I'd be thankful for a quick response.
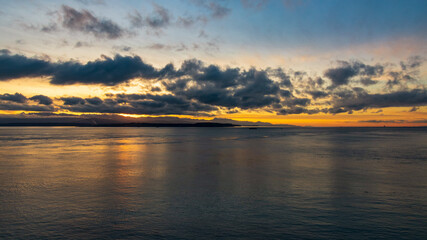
[0,126,426,239]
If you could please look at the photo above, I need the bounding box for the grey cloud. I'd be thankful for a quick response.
[128,11,144,28]
[272,68,292,88]
[75,0,105,5]
[278,107,321,115]
[113,45,131,52]
[145,4,171,28]
[192,0,231,19]
[61,5,124,39]
[62,93,216,115]
[0,92,54,111]
[400,56,424,70]
[60,97,86,105]
[41,23,58,33]
[167,65,281,109]
[177,16,195,27]
[359,120,406,123]
[0,103,54,112]
[207,2,231,19]
[283,97,311,107]
[330,89,427,113]
[50,55,159,85]
[1,49,427,116]
[324,60,384,87]
[0,93,27,103]
[0,52,53,81]
[409,106,418,112]
[29,95,53,105]
[307,91,328,99]
[360,77,378,86]
[85,97,103,105]
[0,49,11,55]
[129,4,171,29]
[74,41,92,48]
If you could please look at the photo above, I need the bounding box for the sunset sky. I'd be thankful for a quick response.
[0,0,426,126]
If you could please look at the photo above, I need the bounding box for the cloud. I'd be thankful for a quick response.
[409,106,418,112]
[85,97,103,105]
[51,55,160,85]
[207,2,231,19]
[75,0,105,5]
[0,92,54,111]
[0,52,52,81]
[60,97,86,105]
[1,49,426,116]
[129,4,171,29]
[0,52,163,85]
[359,77,378,86]
[324,60,384,87]
[0,49,11,55]
[191,0,231,19]
[29,95,53,105]
[61,93,216,115]
[400,56,424,71]
[74,41,92,48]
[40,23,58,33]
[113,45,132,52]
[330,89,427,113]
[241,0,269,9]
[0,93,27,103]
[307,91,328,99]
[0,103,54,112]
[61,5,124,39]
[359,120,406,123]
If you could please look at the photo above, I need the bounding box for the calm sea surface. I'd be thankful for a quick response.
[0,127,426,239]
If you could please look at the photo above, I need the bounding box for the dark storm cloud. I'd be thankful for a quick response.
[85,97,103,105]
[0,49,11,55]
[61,5,124,39]
[29,95,53,105]
[330,89,427,113]
[164,63,281,109]
[307,91,328,99]
[0,52,52,81]
[359,77,378,86]
[0,103,54,112]
[60,97,86,105]
[61,93,216,115]
[278,107,321,115]
[0,93,27,103]
[324,60,384,87]
[50,55,159,85]
[0,92,54,111]
[271,68,292,88]
[1,49,426,116]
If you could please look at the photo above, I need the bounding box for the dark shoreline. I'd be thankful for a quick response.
[0,122,238,127]
[0,123,426,128]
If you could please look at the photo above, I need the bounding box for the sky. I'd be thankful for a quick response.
[0,0,426,126]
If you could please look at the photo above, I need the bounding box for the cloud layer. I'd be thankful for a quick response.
[0,49,426,116]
